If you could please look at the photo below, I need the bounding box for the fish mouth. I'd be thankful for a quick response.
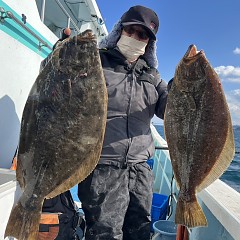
[184,44,204,59]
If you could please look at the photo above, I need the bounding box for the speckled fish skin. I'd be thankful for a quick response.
[164,44,235,228]
[5,30,107,240]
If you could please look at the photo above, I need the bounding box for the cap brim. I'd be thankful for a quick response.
[122,22,156,40]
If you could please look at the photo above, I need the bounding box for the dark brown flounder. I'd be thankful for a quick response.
[5,30,107,240]
[164,45,235,228]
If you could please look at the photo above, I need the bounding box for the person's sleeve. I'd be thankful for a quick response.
[155,75,173,119]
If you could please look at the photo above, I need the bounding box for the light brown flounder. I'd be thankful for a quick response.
[164,45,235,228]
[5,30,107,240]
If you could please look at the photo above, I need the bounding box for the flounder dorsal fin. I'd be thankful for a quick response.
[196,115,235,192]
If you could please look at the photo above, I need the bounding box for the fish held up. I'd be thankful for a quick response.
[4,29,108,240]
[164,44,235,228]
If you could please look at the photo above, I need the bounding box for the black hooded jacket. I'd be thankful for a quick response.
[98,48,168,167]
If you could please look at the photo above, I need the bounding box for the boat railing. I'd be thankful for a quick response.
[0,6,52,51]
[151,125,178,200]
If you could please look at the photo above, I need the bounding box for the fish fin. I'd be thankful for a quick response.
[175,194,207,228]
[46,150,101,198]
[197,117,235,192]
[16,155,25,189]
[174,178,181,190]
[5,196,43,240]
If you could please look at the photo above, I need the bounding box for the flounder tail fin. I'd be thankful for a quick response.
[4,196,43,240]
[175,195,207,228]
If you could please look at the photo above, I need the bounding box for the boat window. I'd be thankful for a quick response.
[35,0,106,40]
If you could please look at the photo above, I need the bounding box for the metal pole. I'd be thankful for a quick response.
[40,0,46,22]
[155,146,169,150]
[67,17,70,28]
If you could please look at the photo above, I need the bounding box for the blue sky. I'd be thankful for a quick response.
[96,0,240,125]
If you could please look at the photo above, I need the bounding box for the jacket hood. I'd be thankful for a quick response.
[98,20,158,68]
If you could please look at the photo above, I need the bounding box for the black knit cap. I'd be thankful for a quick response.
[121,5,159,40]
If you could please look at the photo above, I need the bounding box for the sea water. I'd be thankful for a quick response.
[154,124,240,193]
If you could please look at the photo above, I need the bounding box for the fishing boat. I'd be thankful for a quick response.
[0,1,239,239]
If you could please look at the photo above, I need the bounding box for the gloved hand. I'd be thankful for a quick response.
[52,28,72,50]
[60,28,71,41]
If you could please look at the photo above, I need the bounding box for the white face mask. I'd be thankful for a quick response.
[117,35,147,62]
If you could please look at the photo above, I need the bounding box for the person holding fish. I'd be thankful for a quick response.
[76,5,170,240]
